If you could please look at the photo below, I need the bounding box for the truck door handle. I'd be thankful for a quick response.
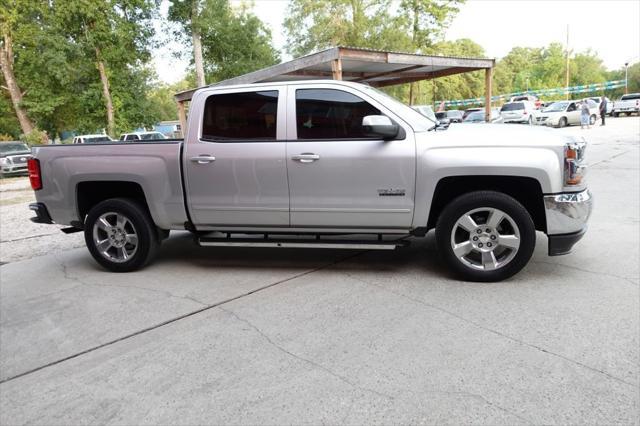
[291,153,320,163]
[190,155,216,164]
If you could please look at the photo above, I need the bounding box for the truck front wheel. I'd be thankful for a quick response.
[435,191,536,282]
[84,198,160,272]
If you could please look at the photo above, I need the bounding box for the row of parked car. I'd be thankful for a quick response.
[71,131,168,144]
[414,92,639,129]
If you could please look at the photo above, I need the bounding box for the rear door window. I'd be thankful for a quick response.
[620,94,640,101]
[295,89,381,140]
[202,91,278,141]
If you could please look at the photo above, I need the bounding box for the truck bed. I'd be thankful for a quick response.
[32,140,188,229]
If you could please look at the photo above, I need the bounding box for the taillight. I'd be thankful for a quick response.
[27,158,42,190]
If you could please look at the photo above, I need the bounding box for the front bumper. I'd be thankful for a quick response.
[543,189,593,255]
[1,165,28,175]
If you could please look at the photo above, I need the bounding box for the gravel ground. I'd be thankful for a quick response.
[0,177,84,264]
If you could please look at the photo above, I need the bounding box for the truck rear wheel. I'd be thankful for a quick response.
[84,198,160,272]
[435,191,536,282]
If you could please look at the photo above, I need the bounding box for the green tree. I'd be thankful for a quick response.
[53,0,159,137]
[168,0,206,86]
[284,0,413,57]
[198,1,280,83]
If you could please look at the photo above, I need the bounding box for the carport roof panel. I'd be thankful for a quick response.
[174,46,494,102]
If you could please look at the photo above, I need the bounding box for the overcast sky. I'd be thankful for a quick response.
[152,0,640,84]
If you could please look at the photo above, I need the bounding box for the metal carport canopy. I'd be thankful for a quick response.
[174,46,495,127]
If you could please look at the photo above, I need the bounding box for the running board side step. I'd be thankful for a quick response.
[198,236,409,250]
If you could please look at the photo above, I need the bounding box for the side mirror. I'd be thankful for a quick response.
[362,115,399,140]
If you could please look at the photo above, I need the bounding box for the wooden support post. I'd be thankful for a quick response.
[177,100,187,138]
[485,67,493,122]
[331,59,343,80]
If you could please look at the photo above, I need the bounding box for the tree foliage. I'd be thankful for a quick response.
[169,0,280,85]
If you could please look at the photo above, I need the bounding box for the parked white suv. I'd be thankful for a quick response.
[500,101,536,124]
[612,93,640,116]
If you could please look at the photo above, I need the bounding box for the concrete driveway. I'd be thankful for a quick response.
[1,118,638,425]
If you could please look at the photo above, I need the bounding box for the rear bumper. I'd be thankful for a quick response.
[29,202,53,224]
[544,189,593,255]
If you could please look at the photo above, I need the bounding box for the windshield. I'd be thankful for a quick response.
[140,132,165,140]
[413,106,437,122]
[620,94,640,101]
[447,110,463,118]
[544,101,569,112]
[84,136,112,143]
[0,142,30,155]
[360,85,436,130]
[501,102,524,111]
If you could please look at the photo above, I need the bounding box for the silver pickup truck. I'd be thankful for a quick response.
[28,80,592,281]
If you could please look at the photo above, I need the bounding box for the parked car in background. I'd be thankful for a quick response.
[612,93,640,116]
[500,101,536,124]
[0,141,32,177]
[462,107,482,120]
[28,79,592,282]
[435,112,451,126]
[534,100,599,128]
[72,135,113,144]
[463,108,502,123]
[120,131,168,141]
[444,110,464,123]
[589,97,613,116]
[511,95,541,109]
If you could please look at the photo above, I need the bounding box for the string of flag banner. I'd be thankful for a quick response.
[441,80,626,107]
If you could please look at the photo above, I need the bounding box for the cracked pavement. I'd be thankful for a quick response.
[0,117,638,424]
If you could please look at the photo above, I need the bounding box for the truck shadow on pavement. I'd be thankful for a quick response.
[149,231,454,279]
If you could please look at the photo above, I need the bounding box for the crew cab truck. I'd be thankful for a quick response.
[27,80,592,282]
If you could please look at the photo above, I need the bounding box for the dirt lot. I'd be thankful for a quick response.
[0,116,638,425]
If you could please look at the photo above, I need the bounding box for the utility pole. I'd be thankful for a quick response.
[565,24,570,100]
[624,62,629,94]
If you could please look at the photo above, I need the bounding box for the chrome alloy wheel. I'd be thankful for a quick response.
[450,207,521,271]
[92,212,139,263]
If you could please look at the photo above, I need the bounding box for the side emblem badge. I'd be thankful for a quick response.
[378,189,406,197]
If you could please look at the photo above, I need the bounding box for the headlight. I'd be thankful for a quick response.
[564,141,587,186]
[0,158,8,165]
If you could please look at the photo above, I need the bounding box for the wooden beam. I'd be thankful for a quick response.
[485,67,493,122]
[177,100,187,138]
[284,70,365,78]
[331,59,343,80]
[373,67,478,87]
[355,65,425,82]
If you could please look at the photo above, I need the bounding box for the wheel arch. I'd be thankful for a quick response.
[426,175,547,233]
[76,181,151,226]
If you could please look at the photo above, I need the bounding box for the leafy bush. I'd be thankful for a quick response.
[21,129,49,146]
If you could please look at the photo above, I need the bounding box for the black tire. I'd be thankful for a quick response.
[558,117,567,128]
[613,112,619,117]
[84,198,160,272]
[435,191,536,282]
